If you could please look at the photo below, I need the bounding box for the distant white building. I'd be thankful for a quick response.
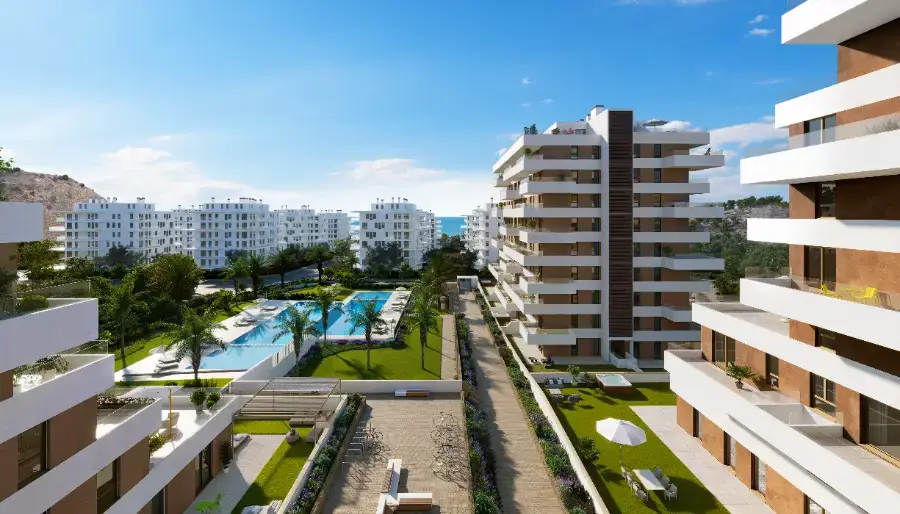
[356,197,439,269]
[51,197,176,262]
[275,206,350,249]
[462,201,500,267]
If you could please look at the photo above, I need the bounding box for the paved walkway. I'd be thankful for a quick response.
[185,434,283,514]
[440,314,458,379]
[632,406,773,514]
[460,294,566,514]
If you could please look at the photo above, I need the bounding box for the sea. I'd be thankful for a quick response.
[439,216,465,237]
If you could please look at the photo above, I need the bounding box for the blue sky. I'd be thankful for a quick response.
[0,0,833,215]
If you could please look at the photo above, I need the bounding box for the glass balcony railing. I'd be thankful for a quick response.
[0,280,93,321]
[12,340,108,395]
[745,111,900,159]
[745,267,900,311]
[635,201,720,208]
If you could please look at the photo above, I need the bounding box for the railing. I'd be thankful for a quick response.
[96,395,157,436]
[746,111,900,159]
[670,148,725,157]
[527,175,578,183]
[12,340,108,394]
[636,201,720,208]
[745,267,900,312]
[0,280,93,320]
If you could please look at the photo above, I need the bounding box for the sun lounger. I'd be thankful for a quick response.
[155,361,178,371]
[261,305,278,311]
[233,433,251,449]
[157,357,179,365]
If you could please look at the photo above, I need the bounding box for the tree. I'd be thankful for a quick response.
[209,290,237,315]
[159,308,226,381]
[147,254,203,303]
[225,249,251,264]
[268,248,293,287]
[306,244,333,284]
[0,146,13,201]
[312,287,344,343]
[332,267,366,289]
[18,240,61,283]
[221,257,250,294]
[331,239,355,266]
[0,267,17,315]
[246,253,266,298]
[406,288,440,370]
[347,299,389,370]
[271,304,321,375]
[63,257,97,281]
[364,242,403,277]
[105,274,148,367]
[397,261,418,280]
[98,244,143,269]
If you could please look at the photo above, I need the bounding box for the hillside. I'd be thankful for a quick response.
[0,169,103,240]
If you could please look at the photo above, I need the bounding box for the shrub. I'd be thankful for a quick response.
[148,433,167,455]
[190,389,207,407]
[547,450,574,477]
[473,489,501,514]
[16,294,49,313]
[497,346,512,363]
[220,440,233,468]
[577,436,599,462]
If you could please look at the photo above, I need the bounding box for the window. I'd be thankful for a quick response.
[653,218,662,232]
[633,170,641,184]
[18,422,47,488]
[812,374,837,415]
[653,168,662,183]
[807,497,826,514]
[633,144,640,158]
[805,246,837,287]
[97,460,118,512]
[752,456,767,495]
[634,293,642,306]
[653,144,662,158]
[865,397,900,461]
[653,318,662,331]
[816,328,837,352]
[654,292,662,306]
[570,146,578,159]
[571,314,579,328]
[725,434,736,469]
[196,444,212,493]
[693,409,702,439]
[653,268,661,281]
[713,332,736,366]
[766,354,779,389]
[570,345,579,356]
[817,182,836,218]
[633,244,641,257]
[591,145,600,159]
[803,115,837,145]
[653,243,662,257]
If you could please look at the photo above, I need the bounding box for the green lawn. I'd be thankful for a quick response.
[211,301,257,322]
[553,384,727,514]
[233,419,293,435]
[297,319,443,380]
[288,285,353,300]
[231,428,314,514]
[115,378,233,387]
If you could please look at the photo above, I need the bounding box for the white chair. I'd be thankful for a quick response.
[652,466,663,479]
[660,475,671,488]
[664,484,678,502]
[636,489,649,503]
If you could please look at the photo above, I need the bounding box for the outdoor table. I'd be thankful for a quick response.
[633,469,666,491]
[549,388,563,395]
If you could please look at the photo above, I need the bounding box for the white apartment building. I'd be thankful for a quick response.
[0,201,241,513]
[356,198,439,269]
[489,105,724,367]
[51,197,177,262]
[462,202,500,268]
[174,198,277,270]
[275,206,350,249]
[667,5,900,514]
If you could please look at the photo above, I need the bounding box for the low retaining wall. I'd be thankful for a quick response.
[338,380,462,395]
[532,371,670,384]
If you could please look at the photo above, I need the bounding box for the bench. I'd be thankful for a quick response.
[394,389,429,398]
[388,493,434,511]
[376,459,402,514]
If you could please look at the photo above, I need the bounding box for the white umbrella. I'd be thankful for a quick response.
[596,418,646,468]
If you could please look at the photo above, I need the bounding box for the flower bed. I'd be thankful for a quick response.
[287,393,364,514]
[456,313,501,513]
[473,294,595,514]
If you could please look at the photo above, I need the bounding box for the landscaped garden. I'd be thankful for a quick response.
[552,384,728,514]
[233,419,292,435]
[231,426,314,514]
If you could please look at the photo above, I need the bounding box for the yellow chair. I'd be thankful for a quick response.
[850,287,878,306]
[820,284,842,299]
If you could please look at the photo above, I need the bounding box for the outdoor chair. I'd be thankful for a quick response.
[636,489,649,503]
[621,466,629,479]
[652,466,663,479]
[850,286,878,305]
[660,475,671,488]
[819,283,842,299]
[567,393,581,405]
[665,484,678,502]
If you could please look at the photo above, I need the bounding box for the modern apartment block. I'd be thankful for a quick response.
[489,105,724,367]
[173,198,278,270]
[0,201,241,513]
[667,4,900,513]
[51,198,177,262]
[462,202,500,268]
[356,198,439,269]
[276,206,350,249]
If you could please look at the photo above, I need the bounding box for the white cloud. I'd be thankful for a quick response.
[660,120,701,132]
[521,103,532,108]
[749,28,775,36]
[521,77,533,85]
[755,78,787,85]
[541,98,554,104]
[694,172,788,203]
[709,116,786,148]
[148,132,196,144]
[749,14,767,25]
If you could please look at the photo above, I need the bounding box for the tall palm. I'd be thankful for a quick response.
[406,289,440,370]
[159,308,226,381]
[268,248,294,287]
[221,257,250,294]
[306,244,333,284]
[105,274,148,367]
[347,299,389,370]
[246,253,266,298]
[271,304,321,376]
[312,286,344,343]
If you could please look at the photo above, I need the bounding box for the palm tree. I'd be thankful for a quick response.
[268,248,294,287]
[347,299,389,370]
[312,286,344,343]
[221,257,250,294]
[246,253,266,298]
[159,308,226,381]
[406,288,440,370]
[271,304,321,375]
[105,274,148,367]
[306,244,333,284]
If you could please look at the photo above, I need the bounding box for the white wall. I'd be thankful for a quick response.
[0,202,44,243]
[0,298,99,373]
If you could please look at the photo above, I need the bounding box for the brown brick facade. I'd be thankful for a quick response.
[676,395,693,435]
[766,467,806,514]
[119,437,150,498]
[49,478,96,514]
[838,17,900,82]
[700,415,726,464]
[165,461,197,514]
[49,396,97,467]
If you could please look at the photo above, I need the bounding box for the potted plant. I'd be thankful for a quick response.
[206,391,220,409]
[725,362,759,389]
[220,440,233,469]
[190,389,207,411]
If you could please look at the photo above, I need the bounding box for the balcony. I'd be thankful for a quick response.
[633,229,710,244]
[503,203,603,219]
[498,258,522,274]
[493,133,602,173]
[519,228,601,244]
[633,254,725,271]
[505,177,604,200]
[0,202,44,243]
[0,281,99,373]
[634,278,712,293]
[783,0,900,45]
[519,275,602,294]
[499,225,520,237]
[501,242,601,267]
[518,323,577,346]
[747,217,900,254]
[740,268,900,352]
[667,349,900,514]
[633,149,725,171]
[632,180,710,195]
[497,155,602,186]
[632,125,710,147]
[632,330,700,342]
[633,304,693,323]
[633,202,725,219]
[742,111,900,185]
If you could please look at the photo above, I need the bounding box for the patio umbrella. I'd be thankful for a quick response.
[596,418,646,468]
[395,286,408,291]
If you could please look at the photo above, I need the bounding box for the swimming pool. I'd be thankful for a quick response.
[192,291,395,370]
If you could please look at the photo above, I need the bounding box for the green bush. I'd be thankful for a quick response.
[190,389,207,407]
[16,294,49,313]
[473,489,500,514]
[206,391,220,408]
[577,436,600,462]
[148,434,167,455]
[220,440,233,468]
[546,451,574,477]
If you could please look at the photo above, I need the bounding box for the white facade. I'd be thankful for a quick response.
[51,197,176,262]
[275,206,350,250]
[356,198,439,269]
[462,202,500,268]
[174,198,277,270]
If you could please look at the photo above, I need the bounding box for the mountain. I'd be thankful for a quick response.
[0,169,103,240]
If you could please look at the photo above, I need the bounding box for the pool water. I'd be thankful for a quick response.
[192,291,394,370]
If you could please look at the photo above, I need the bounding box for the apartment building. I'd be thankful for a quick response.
[462,202,500,268]
[318,210,351,246]
[356,198,439,269]
[489,105,724,367]
[51,197,177,262]
[174,198,277,270]
[0,202,241,513]
[667,4,900,513]
[276,206,350,249]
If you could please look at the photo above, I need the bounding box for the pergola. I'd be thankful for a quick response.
[238,377,342,426]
